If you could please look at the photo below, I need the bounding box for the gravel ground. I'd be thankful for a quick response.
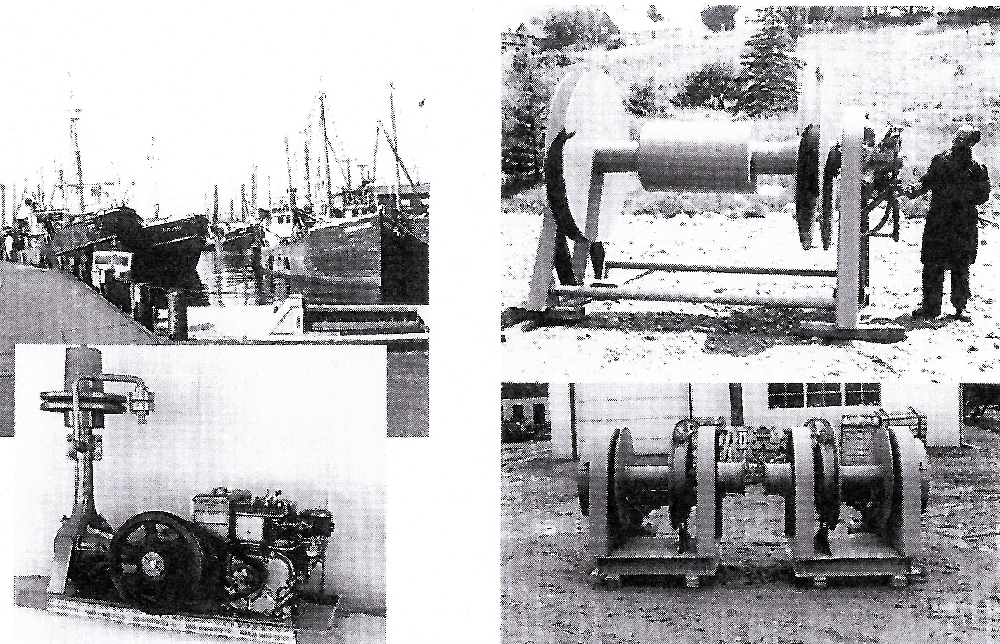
[502,205,1000,381]
[501,427,1000,644]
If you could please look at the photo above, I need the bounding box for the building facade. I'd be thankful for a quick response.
[549,382,961,459]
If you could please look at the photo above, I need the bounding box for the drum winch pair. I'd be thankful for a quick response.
[577,415,929,587]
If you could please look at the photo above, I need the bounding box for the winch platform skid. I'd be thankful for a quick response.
[527,67,905,343]
[578,416,928,586]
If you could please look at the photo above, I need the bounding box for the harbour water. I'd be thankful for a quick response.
[196,248,271,307]
[194,247,382,307]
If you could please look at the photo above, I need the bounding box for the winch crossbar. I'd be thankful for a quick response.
[552,285,836,309]
[603,260,837,278]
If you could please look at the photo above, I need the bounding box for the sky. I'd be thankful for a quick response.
[0,1,432,221]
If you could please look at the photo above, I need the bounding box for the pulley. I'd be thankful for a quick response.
[109,511,215,613]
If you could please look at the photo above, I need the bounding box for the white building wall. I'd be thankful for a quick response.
[557,382,961,459]
[549,383,573,459]
[570,383,731,457]
[741,382,960,446]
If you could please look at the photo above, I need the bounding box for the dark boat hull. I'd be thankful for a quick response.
[133,215,209,285]
[48,207,144,255]
[219,224,261,254]
[267,213,428,304]
[49,209,208,289]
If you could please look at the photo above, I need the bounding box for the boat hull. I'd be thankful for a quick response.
[134,215,209,285]
[267,213,428,304]
[48,207,144,255]
[219,224,261,254]
[48,209,208,289]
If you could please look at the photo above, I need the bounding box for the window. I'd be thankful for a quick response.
[768,383,882,408]
[512,404,524,422]
[768,383,804,408]
[533,403,546,425]
[807,383,842,407]
[845,383,881,406]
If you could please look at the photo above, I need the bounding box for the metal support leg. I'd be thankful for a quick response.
[526,208,558,312]
[797,107,905,342]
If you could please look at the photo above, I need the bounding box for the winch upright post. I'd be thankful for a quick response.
[40,347,154,595]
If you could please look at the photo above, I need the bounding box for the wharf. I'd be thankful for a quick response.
[0,262,427,438]
[0,262,160,436]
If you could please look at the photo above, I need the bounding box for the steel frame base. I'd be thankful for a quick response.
[790,532,913,583]
[596,548,718,582]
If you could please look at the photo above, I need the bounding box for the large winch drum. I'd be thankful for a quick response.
[637,121,754,193]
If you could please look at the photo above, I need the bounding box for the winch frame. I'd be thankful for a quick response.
[39,346,155,596]
[526,68,904,343]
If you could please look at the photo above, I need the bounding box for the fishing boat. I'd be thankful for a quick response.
[264,89,429,305]
[40,105,209,287]
[45,207,208,286]
[209,219,261,254]
[136,213,210,280]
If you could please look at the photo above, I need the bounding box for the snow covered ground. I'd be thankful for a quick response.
[502,203,1000,381]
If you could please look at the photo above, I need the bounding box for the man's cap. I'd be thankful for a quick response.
[953,125,982,147]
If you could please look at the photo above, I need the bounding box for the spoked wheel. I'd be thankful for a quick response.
[109,511,204,612]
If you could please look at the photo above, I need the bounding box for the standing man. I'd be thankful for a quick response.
[905,125,991,321]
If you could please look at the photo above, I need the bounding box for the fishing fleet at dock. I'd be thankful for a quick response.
[0,86,429,323]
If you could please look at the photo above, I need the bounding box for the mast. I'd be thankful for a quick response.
[303,137,312,206]
[240,184,247,222]
[58,170,66,210]
[319,92,335,216]
[148,136,160,218]
[389,82,401,213]
[0,184,5,226]
[250,166,258,213]
[285,137,296,208]
[212,185,219,225]
[68,90,85,222]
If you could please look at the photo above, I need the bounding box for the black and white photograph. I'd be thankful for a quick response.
[502,4,1000,381]
[0,3,430,438]
[501,5,1000,644]
[11,344,386,643]
[501,381,1000,643]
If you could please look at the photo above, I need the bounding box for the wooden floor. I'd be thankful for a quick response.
[0,262,160,436]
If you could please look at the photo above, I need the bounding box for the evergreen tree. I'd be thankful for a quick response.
[735,8,801,118]
[627,78,658,118]
[502,51,549,189]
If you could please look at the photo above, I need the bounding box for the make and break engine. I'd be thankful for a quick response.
[40,346,335,621]
[105,488,333,619]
